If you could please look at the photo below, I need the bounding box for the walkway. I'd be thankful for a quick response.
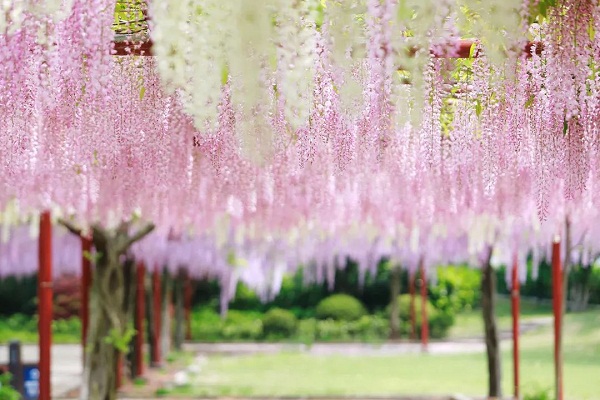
[0,343,82,398]
[183,340,487,356]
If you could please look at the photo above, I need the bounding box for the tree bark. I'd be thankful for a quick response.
[76,222,154,400]
[482,248,502,398]
[389,265,401,340]
[81,240,124,400]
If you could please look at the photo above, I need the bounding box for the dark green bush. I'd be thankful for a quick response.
[347,315,389,341]
[430,266,481,312]
[311,315,389,342]
[191,308,263,341]
[0,373,20,400]
[262,308,297,338]
[523,388,552,400]
[315,319,352,341]
[229,282,263,311]
[191,307,222,341]
[315,294,366,321]
[388,294,455,339]
[296,318,317,343]
[221,310,263,340]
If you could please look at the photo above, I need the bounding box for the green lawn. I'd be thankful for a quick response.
[175,303,599,400]
[0,316,81,344]
[449,296,553,338]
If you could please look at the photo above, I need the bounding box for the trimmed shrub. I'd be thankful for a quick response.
[191,307,222,342]
[315,294,366,321]
[311,315,389,342]
[316,319,352,341]
[0,373,21,400]
[348,315,389,341]
[262,308,298,338]
[296,318,317,344]
[523,388,552,400]
[431,266,481,312]
[388,294,455,339]
[221,310,263,340]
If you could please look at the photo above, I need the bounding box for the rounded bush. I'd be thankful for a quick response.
[388,294,455,339]
[262,308,298,337]
[315,294,366,321]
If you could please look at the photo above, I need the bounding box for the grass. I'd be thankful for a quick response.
[0,315,81,344]
[171,300,599,400]
[449,296,553,338]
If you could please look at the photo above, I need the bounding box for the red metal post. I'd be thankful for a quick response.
[511,253,520,399]
[552,240,564,400]
[184,271,192,341]
[134,262,146,377]
[38,211,53,400]
[81,236,92,359]
[116,353,123,389]
[420,258,429,352]
[151,267,162,366]
[409,270,416,340]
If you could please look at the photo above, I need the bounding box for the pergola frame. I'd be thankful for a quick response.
[33,12,558,400]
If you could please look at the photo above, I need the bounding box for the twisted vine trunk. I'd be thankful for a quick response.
[482,249,501,398]
[76,223,154,400]
[81,242,125,400]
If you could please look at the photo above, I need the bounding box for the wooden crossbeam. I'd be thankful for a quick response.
[112,37,543,58]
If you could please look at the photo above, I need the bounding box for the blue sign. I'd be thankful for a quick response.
[22,365,39,400]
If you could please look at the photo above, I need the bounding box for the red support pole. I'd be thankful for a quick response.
[81,236,92,360]
[409,270,416,340]
[184,271,192,341]
[134,262,146,377]
[420,258,429,352]
[38,211,53,400]
[151,267,162,366]
[116,353,123,390]
[511,253,520,399]
[552,240,564,400]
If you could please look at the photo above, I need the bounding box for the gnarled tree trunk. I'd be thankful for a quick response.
[60,221,154,400]
[482,248,502,398]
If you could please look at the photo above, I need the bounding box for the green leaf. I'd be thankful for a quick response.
[469,42,477,58]
[221,65,229,85]
[563,119,568,135]
[524,94,535,109]
[475,99,483,117]
[104,327,137,353]
[397,0,412,20]
[83,250,93,261]
[539,1,548,18]
[139,86,145,100]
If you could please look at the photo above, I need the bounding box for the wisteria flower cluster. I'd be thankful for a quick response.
[0,0,599,292]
